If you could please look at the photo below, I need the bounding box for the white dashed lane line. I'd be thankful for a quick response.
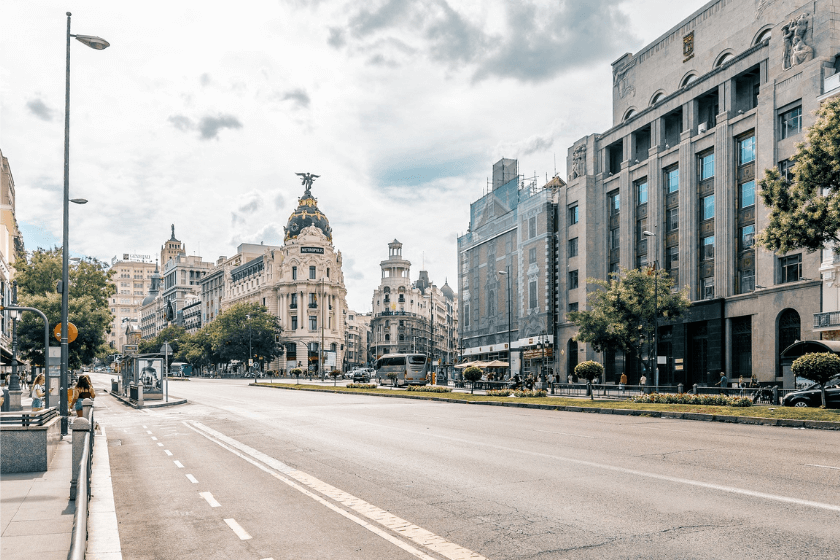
[186,474,198,484]
[174,460,184,468]
[223,518,252,540]
[200,492,221,507]
[151,437,157,441]
[156,442,163,447]
[164,450,173,456]
[146,430,152,434]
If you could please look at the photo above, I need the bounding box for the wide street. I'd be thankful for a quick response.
[89,373,840,559]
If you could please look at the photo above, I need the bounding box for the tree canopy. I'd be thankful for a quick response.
[568,267,690,370]
[757,97,840,254]
[791,352,840,408]
[14,248,115,307]
[213,302,284,366]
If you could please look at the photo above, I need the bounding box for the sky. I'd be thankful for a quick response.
[1,0,709,313]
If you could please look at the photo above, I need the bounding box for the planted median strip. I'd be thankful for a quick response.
[255,382,840,426]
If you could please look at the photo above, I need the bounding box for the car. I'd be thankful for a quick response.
[352,371,370,382]
[782,376,840,408]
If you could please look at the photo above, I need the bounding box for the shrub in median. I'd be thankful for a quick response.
[463,366,483,394]
[487,389,514,397]
[347,383,377,389]
[486,389,547,398]
[406,386,452,393]
[791,352,840,408]
[632,393,752,407]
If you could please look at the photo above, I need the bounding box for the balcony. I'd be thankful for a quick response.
[308,303,318,308]
[289,303,297,309]
[825,72,840,95]
[814,311,840,331]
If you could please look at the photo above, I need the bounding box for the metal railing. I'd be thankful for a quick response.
[0,407,59,426]
[68,410,95,560]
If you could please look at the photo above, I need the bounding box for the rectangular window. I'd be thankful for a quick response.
[568,237,578,258]
[780,254,802,283]
[666,208,679,232]
[290,293,298,307]
[778,159,794,183]
[529,280,538,309]
[739,135,756,165]
[310,316,317,330]
[568,302,578,313]
[636,179,648,205]
[608,191,620,215]
[636,218,648,245]
[700,152,715,180]
[568,204,579,225]
[701,277,715,300]
[665,246,679,271]
[739,180,755,208]
[309,266,316,280]
[568,270,579,290]
[609,262,620,277]
[291,316,298,330]
[292,266,297,280]
[665,167,679,193]
[636,254,648,269]
[740,225,755,250]
[610,228,620,250]
[529,247,536,264]
[740,270,755,293]
[702,236,715,261]
[702,194,715,220]
[309,293,317,307]
[779,106,802,139]
[528,216,536,239]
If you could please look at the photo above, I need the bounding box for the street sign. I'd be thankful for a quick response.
[123,344,138,354]
[53,322,78,343]
[248,359,253,366]
[160,343,173,354]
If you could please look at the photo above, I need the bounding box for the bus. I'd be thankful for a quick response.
[375,354,429,386]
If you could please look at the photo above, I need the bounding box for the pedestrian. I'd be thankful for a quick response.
[716,371,728,394]
[1,374,9,412]
[71,374,95,417]
[619,372,627,393]
[639,374,647,394]
[750,373,758,387]
[738,375,744,388]
[30,373,46,412]
[19,371,28,392]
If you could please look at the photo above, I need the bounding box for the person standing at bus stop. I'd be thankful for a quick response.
[71,374,95,417]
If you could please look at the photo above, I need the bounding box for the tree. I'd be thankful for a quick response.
[791,352,840,408]
[14,248,116,307]
[138,325,188,368]
[569,267,690,378]
[575,360,604,400]
[212,303,284,368]
[180,327,216,374]
[386,370,399,387]
[462,366,483,394]
[757,97,840,254]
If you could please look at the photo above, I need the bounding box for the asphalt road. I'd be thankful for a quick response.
[90,374,840,559]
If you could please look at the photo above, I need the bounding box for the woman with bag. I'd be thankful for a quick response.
[31,373,46,411]
[72,375,95,417]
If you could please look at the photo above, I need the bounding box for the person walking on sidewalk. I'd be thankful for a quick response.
[30,373,45,412]
[619,372,627,394]
[716,371,728,395]
[71,374,95,417]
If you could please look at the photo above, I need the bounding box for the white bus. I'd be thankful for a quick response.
[375,354,429,386]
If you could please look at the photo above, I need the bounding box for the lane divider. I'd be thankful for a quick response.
[186,421,485,560]
[224,518,252,540]
[186,474,199,484]
[164,450,173,456]
[174,461,184,468]
[200,492,221,507]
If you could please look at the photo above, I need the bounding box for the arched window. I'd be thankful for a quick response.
[753,27,771,45]
[650,91,665,106]
[715,51,734,68]
[567,339,579,378]
[778,309,801,354]
[623,108,637,121]
[680,73,698,88]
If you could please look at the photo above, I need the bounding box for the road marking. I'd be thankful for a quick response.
[807,464,840,471]
[157,443,163,447]
[535,429,594,438]
[143,425,147,428]
[187,421,484,560]
[151,437,157,441]
[186,474,198,484]
[223,518,252,540]
[200,492,221,507]
[146,430,152,434]
[164,450,173,456]
[174,460,184,468]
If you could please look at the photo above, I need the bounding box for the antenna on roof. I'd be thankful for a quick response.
[554,153,557,176]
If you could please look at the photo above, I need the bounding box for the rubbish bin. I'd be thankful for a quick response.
[111,379,119,394]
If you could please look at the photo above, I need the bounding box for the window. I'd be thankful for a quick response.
[778,159,794,183]
[665,246,679,271]
[291,316,298,330]
[609,262,620,277]
[528,217,536,239]
[608,191,620,215]
[568,204,579,225]
[290,293,298,307]
[327,268,330,278]
[740,225,755,250]
[529,247,536,264]
[309,266,316,280]
[568,302,579,313]
[666,208,679,232]
[568,270,579,290]
[292,266,297,280]
[568,237,579,258]
[740,180,755,208]
[739,135,756,165]
[309,293,317,307]
[529,280,538,309]
[780,254,802,283]
[665,167,679,193]
[636,218,648,245]
[779,106,802,139]
[636,180,648,205]
[635,254,648,269]
[700,152,715,180]
[610,228,620,250]
[310,316,318,330]
[702,236,715,261]
[702,195,715,220]
[701,277,715,299]
[739,269,755,293]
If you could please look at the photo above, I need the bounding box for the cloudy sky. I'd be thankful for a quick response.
[2,0,707,312]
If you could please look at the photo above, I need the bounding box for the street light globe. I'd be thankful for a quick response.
[70,198,88,204]
[75,35,110,50]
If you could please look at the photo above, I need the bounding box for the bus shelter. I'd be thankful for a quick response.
[120,353,165,400]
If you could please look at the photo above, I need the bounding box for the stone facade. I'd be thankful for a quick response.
[344,310,371,369]
[0,149,23,367]
[106,258,156,350]
[557,0,840,388]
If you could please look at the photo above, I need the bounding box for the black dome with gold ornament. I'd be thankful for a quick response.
[284,173,332,242]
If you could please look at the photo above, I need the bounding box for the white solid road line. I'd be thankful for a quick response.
[807,464,840,470]
[186,421,485,560]
[199,492,221,507]
[164,450,173,456]
[186,474,199,484]
[223,518,252,540]
[174,460,184,468]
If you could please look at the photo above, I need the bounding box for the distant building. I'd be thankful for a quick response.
[344,310,371,370]
[0,149,23,368]
[181,295,202,334]
[107,257,157,350]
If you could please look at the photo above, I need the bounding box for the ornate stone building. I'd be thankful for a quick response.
[344,310,371,370]
[556,0,840,388]
[0,149,23,368]
[106,256,156,350]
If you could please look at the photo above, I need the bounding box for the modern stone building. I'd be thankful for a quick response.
[457,159,562,379]
[0,149,23,368]
[106,255,156,350]
[555,0,839,388]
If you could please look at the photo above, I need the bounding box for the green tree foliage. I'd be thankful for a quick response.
[212,302,284,365]
[791,352,840,408]
[180,328,215,373]
[757,98,840,254]
[568,267,690,373]
[463,365,483,394]
[138,325,187,365]
[14,248,115,307]
[574,360,604,400]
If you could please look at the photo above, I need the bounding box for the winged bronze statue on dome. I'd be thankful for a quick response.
[296,172,319,197]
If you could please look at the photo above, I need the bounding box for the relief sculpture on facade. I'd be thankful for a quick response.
[783,13,813,69]
[613,58,636,99]
[569,144,586,180]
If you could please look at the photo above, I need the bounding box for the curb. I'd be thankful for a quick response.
[109,391,188,409]
[252,384,840,431]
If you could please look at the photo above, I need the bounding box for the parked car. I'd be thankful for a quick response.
[782,376,840,408]
[352,370,371,382]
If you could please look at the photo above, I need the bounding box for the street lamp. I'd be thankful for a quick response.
[497,267,512,379]
[60,12,109,435]
[643,230,659,392]
[246,314,254,383]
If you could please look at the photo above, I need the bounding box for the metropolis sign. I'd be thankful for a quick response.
[301,247,324,254]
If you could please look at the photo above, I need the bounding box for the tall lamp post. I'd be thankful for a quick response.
[61,12,109,435]
[246,314,254,383]
[643,230,659,392]
[497,267,512,379]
